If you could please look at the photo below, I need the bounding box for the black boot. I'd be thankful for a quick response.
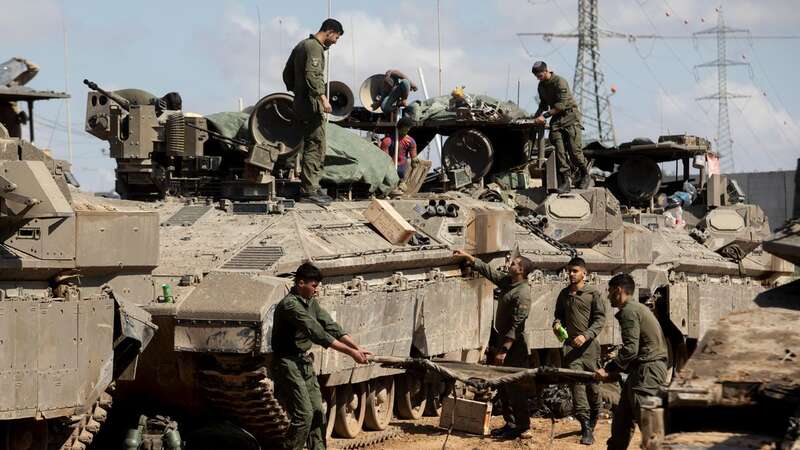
[557,174,572,193]
[579,419,594,445]
[576,168,591,189]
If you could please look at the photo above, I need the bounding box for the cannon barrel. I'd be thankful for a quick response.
[83,78,131,111]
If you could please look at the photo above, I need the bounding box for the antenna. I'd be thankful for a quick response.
[62,0,72,162]
[436,0,443,96]
[326,0,332,108]
[351,16,356,89]
[256,6,262,100]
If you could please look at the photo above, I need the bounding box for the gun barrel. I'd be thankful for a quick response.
[83,79,130,111]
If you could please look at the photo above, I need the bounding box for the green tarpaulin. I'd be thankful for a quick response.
[323,123,399,195]
[204,112,398,195]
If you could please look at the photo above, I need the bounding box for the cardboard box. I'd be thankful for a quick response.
[363,199,416,245]
[439,396,492,436]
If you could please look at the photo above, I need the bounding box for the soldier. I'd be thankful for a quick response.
[553,257,607,445]
[594,274,668,450]
[532,60,590,192]
[379,116,418,183]
[282,19,344,206]
[375,69,418,113]
[453,249,534,439]
[272,262,372,450]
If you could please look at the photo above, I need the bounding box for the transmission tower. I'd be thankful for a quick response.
[573,0,616,146]
[519,0,618,146]
[694,6,749,173]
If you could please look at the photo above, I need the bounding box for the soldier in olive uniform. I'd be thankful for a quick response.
[282,19,344,206]
[272,263,371,450]
[454,250,535,439]
[532,61,590,192]
[595,274,668,450]
[553,257,607,445]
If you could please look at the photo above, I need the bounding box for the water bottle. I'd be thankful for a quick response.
[554,320,569,343]
[161,284,174,303]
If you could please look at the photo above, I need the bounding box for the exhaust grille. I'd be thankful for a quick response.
[222,246,284,270]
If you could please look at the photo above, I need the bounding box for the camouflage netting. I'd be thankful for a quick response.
[203,112,399,195]
[404,93,530,123]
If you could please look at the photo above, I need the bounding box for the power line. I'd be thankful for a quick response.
[518,0,617,145]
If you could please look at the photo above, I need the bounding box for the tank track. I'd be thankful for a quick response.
[51,385,114,450]
[329,427,402,450]
[198,365,290,443]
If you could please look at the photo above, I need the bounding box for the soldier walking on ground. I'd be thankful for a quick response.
[532,60,590,192]
[594,274,668,450]
[272,263,372,450]
[553,257,607,445]
[453,250,535,440]
[282,19,344,207]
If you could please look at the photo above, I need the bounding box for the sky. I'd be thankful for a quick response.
[2,0,799,192]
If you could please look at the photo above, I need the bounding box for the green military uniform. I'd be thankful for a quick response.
[605,300,668,450]
[473,260,531,431]
[272,288,347,450]
[535,73,587,177]
[283,35,327,195]
[554,285,607,425]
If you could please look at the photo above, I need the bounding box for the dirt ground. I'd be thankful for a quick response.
[354,416,641,450]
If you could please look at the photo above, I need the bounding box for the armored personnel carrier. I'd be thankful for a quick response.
[633,162,799,450]
[81,75,792,448]
[635,216,800,450]
[0,86,158,449]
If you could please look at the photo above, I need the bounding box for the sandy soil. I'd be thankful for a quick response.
[338,415,641,450]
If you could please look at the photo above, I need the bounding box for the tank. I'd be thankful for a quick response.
[81,78,793,447]
[0,84,158,449]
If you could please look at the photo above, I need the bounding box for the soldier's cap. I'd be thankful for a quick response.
[531,61,548,74]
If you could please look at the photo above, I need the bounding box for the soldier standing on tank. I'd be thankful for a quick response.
[553,257,607,445]
[282,19,344,207]
[453,249,534,440]
[272,262,372,450]
[532,61,590,192]
[595,274,668,450]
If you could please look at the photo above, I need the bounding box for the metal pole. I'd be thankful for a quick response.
[62,0,72,161]
[417,67,442,163]
[326,0,332,108]
[394,116,399,170]
[437,0,442,96]
[257,6,262,100]
[517,79,520,106]
[351,16,356,90]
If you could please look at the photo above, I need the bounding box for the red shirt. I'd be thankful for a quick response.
[379,135,417,165]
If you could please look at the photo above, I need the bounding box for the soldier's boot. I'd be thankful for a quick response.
[557,173,572,193]
[579,419,594,445]
[575,167,591,189]
[299,191,332,207]
[589,411,598,431]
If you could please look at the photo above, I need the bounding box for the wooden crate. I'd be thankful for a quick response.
[362,199,416,245]
[438,396,492,436]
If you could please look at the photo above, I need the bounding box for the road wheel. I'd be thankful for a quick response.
[395,374,427,420]
[333,383,365,438]
[364,377,395,431]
